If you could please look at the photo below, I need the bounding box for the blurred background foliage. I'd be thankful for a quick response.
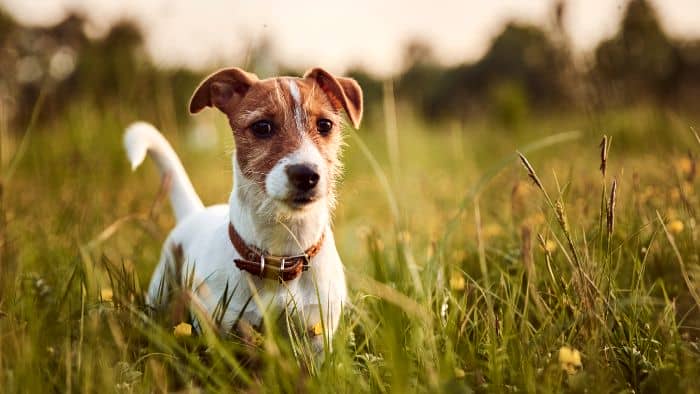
[1,0,699,133]
[2,1,700,391]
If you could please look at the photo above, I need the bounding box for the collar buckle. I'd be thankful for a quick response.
[228,222,323,281]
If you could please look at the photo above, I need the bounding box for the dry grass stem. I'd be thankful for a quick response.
[607,179,617,236]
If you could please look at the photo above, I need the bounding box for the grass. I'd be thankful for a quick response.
[1,97,699,392]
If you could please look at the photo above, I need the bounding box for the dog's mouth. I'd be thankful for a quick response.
[285,192,319,209]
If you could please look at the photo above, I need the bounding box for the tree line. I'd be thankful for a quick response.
[1,0,698,131]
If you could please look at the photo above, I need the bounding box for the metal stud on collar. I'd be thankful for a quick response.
[259,254,265,278]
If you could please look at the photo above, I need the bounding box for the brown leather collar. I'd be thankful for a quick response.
[228,223,325,282]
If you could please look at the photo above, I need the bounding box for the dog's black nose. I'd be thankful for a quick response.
[286,164,320,191]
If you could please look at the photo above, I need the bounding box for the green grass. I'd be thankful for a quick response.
[1,100,699,392]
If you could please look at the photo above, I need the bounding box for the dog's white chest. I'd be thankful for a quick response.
[146,205,347,336]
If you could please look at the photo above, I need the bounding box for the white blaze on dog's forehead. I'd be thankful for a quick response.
[289,138,324,167]
[288,78,301,102]
[287,79,305,133]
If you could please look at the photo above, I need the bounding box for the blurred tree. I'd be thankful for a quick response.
[1,11,203,131]
[345,68,383,124]
[0,9,19,129]
[677,41,700,108]
[550,1,585,104]
[0,8,14,40]
[488,81,529,130]
[396,39,443,115]
[3,0,699,131]
[594,0,681,104]
[416,22,572,122]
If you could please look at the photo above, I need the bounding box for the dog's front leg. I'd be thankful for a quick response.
[298,295,343,357]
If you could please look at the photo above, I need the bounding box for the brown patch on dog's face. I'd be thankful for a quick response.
[190,68,362,207]
[225,78,341,186]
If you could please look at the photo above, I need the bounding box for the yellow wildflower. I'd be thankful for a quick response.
[524,213,546,227]
[451,250,466,262]
[454,368,465,378]
[100,288,113,302]
[670,188,681,202]
[482,223,503,239]
[173,322,192,337]
[543,240,557,253]
[426,243,435,260]
[682,181,694,196]
[310,322,324,336]
[558,346,582,375]
[675,157,693,175]
[449,272,465,291]
[374,239,384,252]
[668,220,684,234]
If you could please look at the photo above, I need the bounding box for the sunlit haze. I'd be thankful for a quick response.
[2,0,699,75]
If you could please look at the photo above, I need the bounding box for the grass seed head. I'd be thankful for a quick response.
[599,135,609,176]
[518,152,545,191]
[555,201,568,231]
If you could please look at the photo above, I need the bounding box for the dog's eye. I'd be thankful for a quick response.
[250,120,274,138]
[317,119,333,136]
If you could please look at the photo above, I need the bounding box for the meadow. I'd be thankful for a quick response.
[1,97,699,393]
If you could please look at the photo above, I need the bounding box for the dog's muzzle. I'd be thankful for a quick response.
[285,164,320,205]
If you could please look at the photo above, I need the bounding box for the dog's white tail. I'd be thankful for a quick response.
[124,122,204,222]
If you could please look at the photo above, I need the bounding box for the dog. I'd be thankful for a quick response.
[124,67,362,353]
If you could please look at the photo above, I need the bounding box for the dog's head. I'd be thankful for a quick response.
[189,67,362,215]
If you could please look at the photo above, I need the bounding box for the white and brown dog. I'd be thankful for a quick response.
[124,67,362,352]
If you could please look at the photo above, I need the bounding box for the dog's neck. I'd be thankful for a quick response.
[229,163,329,256]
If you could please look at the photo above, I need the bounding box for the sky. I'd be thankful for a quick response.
[2,0,699,76]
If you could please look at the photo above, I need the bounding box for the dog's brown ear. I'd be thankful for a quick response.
[304,68,363,129]
[189,68,259,115]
